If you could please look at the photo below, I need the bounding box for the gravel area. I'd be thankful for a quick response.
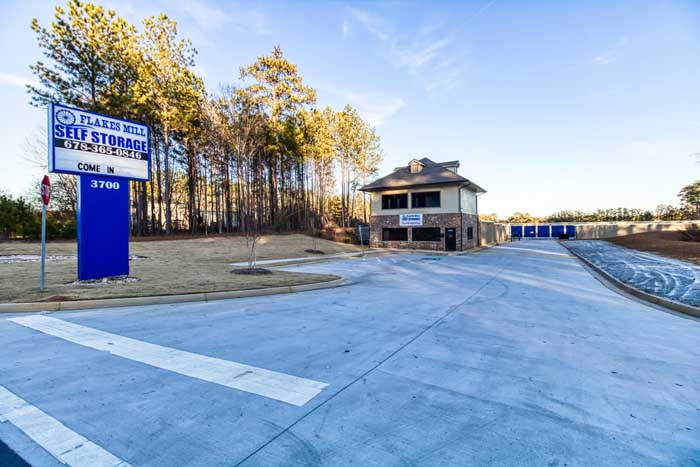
[566,240,700,307]
[0,255,74,264]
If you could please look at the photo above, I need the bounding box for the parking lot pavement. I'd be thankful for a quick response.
[0,240,698,466]
[566,239,700,307]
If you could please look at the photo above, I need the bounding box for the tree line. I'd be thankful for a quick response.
[27,1,381,237]
[479,180,700,223]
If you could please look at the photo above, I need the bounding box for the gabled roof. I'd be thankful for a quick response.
[360,158,486,193]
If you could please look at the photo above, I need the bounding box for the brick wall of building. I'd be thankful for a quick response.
[369,213,467,251]
[461,213,478,250]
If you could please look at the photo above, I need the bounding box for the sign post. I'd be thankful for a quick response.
[358,224,365,256]
[39,175,51,291]
[47,103,150,281]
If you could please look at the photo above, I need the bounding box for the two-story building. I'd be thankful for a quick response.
[359,157,486,251]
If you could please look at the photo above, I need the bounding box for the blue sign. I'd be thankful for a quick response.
[399,213,423,226]
[77,175,130,280]
[48,103,150,181]
[48,104,150,281]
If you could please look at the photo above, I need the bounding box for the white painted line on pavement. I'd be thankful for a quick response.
[494,245,571,257]
[0,384,130,467]
[9,316,328,406]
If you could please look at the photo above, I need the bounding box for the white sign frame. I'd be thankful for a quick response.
[48,103,150,181]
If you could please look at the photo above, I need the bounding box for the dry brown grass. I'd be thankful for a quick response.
[606,230,700,264]
[0,234,360,303]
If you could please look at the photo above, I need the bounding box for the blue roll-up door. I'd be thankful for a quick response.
[566,225,576,238]
[524,225,536,237]
[551,225,565,237]
[537,225,550,238]
[511,225,523,238]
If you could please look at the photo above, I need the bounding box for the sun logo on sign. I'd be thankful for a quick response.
[56,109,76,126]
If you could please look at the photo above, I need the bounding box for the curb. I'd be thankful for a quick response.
[560,241,700,319]
[0,277,348,314]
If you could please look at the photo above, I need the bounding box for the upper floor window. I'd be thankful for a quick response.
[411,191,441,208]
[409,161,423,173]
[382,193,408,209]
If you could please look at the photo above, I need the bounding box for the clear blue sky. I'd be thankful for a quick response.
[1,0,699,217]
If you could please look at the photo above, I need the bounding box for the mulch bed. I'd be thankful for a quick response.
[231,268,272,275]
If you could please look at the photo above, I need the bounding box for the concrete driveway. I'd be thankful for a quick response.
[0,241,698,466]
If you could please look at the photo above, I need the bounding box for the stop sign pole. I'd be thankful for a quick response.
[40,175,51,291]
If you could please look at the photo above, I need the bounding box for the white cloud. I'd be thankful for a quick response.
[233,8,270,36]
[470,0,498,23]
[423,58,464,92]
[0,73,34,88]
[348,8,461,92]
[181,1,232,30]
[349,8,390,42]
[592,36,629,65]
[350,93,405,126]
[342,20,349,38]
[394,38,450,73]
[166,0,269,36]
[321,84,405,126]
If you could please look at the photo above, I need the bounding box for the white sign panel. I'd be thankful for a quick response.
[399,213,423,226]
[48,103,150,181]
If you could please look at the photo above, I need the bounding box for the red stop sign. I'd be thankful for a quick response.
[41,175,51,206]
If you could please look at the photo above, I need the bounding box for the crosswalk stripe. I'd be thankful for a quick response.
[0,384,130,467]
[9,315,328,406]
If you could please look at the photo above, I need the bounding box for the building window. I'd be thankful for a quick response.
[382,193,408,209]
[467,226,473,240]
[410,161,423,173]
[382,228,408,241]
[412,227,441,242]
[411,191,441,208]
